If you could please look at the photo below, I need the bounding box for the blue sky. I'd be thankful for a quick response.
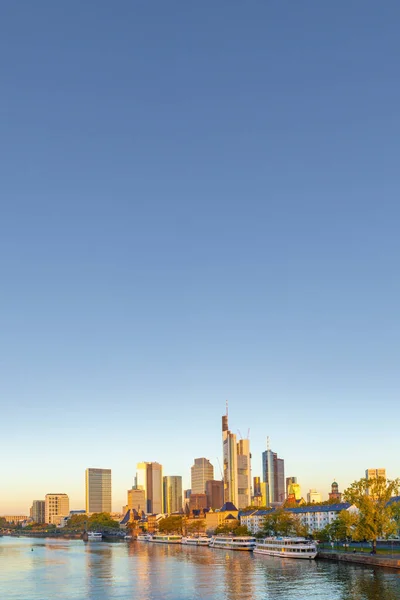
[1,1,400,514]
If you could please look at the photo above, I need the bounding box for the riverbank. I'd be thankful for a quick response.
[318,550,400,570]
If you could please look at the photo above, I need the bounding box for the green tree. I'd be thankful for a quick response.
[232,525,250,536]
[158,516,183,534]
[262,509,297,536]
[88,513,120,530]
[67,515,87,531]
[344,477,400,553]
[187,520,205,534]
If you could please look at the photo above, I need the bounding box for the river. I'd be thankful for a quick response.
[1,537,400,599]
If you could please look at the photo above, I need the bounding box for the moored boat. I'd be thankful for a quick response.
[137,534,152,541]
[254,537,317,559]
[87,532,102,542]
[182,535,210,546]
[209,535,256,551]
[151,534,182,544]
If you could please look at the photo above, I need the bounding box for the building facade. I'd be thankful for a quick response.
[191,458,214,494]
[307,489,322,504]
[328,481,342,502]
[45,494,69,524]
[136,462,163,514]
[205,480,224,509]
[85,468,112,514]
[31,500,45,524]
[262,447,285,505]
[126,488,146,513]
[222,413,238,507]
[163,476,182,514]
[237,439,251,508]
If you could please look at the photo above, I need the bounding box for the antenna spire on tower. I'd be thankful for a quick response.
[267,436,270,451]
[226,399,228,417]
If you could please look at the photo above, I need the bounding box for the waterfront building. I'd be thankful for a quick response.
[85,468,112,514]
[45,494,69,524]
[205,502,239,532]
[328,481,342,502]
[136,462,163,514]
[126,488,146,513]
[2,515,28,524]
[31,500,45,524]
[163,476,182,514]
[205,479,224,509]
[191,458,214,494]
[307,489,322,504]
[240,503,354,534]
[222,411,252,509]
[262,443,285,505]
[237,438,251,508]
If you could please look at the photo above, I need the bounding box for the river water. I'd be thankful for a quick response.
[1,537,400,600]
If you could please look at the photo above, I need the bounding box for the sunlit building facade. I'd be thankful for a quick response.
[163,476,182,514]
[45,494,69,524]
[136,462,163,514]
[85,468,112,514]
[191,458,214,494]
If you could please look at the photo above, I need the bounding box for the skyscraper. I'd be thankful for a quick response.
[126,488,146,513]
[136,462,163,513]
[205,480,224,509]
[237,439,251,508]
[286,477,301,501]
[262,443,285,505]
[85,468,112,514]
[222,412,238,507]
[163,476,182,514]
[191,458,214,494]
[45,494,69,524]
[31,500,45,524]
[253,476,261,497]
[365,468,386,480]
[221,410,251,509]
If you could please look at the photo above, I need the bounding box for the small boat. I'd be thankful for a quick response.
[87,532,103,542]
[151,534,182,544]
[209,535,256,551]
[124,534,133,541]
[182,536,210,546]
[137,534,152,542]
[254,537,318,559]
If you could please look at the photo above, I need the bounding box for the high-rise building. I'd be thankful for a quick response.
[163,476,182,514]
[136,462,163,514]
[191,458,214,494]
[253,476,261,497]
[126,488,146,513]
[222,413,238,507]
[31,500,45,524]
[286,477,301,501]
[365,468,386,480]
[307,489,322,503]
[45,494,69,524]
[222,411,252,509]
[85,468,112,514]
[237,439,251,508]
[262,444,285,505]
[205,480,224,509]
[189,493,208,512]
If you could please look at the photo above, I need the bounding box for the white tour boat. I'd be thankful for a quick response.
[254,537,318,559]
[151,534,182,544]
[137,534,152,542]
[87,532,103,542]
[182,536,210,546]
[209,535,256,551]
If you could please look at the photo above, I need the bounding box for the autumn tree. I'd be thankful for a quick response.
[343,477,400,553]
[158,516,183,534]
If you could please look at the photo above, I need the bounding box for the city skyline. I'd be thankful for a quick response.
[1,2,400,515]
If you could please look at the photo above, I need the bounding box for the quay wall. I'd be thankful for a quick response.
[318,551,400,570]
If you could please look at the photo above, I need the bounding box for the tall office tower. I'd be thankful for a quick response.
[191,458,214,494]
[222,412,238,506]
[127,488,146,513]
[253,476,261,497]
[365,468,386,480]
[262,443,285,505]
[85,468,112,514]
[136,462,163,513]
[286,477,301,501]
[31,500,45,524]
[307,489,322,503]
[205,480,224,509]
[163,476,183,514]
[237,438,251,509]
[45,494,69,524]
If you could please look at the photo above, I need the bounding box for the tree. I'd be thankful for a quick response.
[262,509,297,536]
[67,515,87,531]
[186,520,205,534]
[344,477,400,553]
[88,513,120,530]
[158,516,183,534]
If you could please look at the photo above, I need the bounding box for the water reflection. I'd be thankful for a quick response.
[1,537,400,600]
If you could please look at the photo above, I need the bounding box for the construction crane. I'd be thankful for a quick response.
[216,457,223,479]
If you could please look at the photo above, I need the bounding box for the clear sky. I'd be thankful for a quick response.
[1,1,399,514]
